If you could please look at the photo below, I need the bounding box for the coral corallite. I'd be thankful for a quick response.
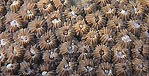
[13,28,33,46]
[73,20,89,36]
[82,29,99,47]
[38,31,56,50]
[56,23,74,42]
[5,12,23,32]
[28,17,46,37]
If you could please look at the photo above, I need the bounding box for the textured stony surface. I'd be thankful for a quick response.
[0,0,148,76]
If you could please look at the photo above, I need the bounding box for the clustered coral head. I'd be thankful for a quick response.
[0,0,148,76]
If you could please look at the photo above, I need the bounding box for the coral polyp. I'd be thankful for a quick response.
[38,31,56,50]
[5,12,23,32]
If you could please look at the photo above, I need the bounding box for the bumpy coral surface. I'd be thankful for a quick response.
[0,0,148,76]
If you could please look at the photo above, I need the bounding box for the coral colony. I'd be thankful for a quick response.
[0,0,148,76]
